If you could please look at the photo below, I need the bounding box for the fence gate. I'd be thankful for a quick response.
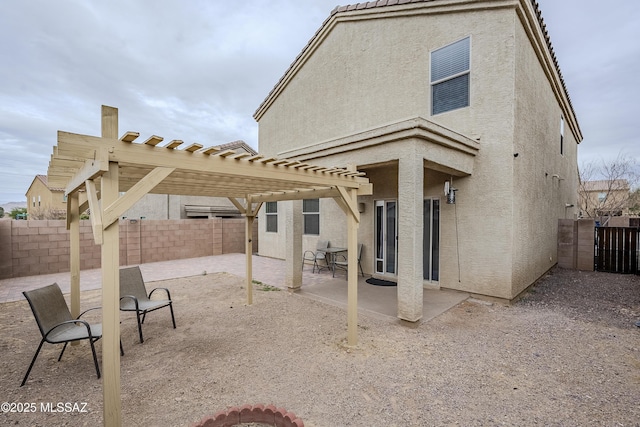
[595,227,639,274]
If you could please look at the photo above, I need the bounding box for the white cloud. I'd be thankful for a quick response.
[1,0,638,202]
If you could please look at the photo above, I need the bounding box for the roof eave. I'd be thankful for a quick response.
[253,0,582,143]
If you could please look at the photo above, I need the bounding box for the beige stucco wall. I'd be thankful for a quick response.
[259,8,515,155]
[123,194,238,220]
[259,8,517,296]
[256,2,580,300]
[26,178,66,218]
[509,15,579,297]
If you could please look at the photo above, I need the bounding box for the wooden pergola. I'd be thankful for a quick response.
[46,106,372,426]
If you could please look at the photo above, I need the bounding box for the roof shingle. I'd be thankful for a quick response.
[36,174,65,192]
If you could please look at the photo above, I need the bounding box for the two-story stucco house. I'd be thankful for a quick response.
[254,0,582,321]
[579,179,630,219]
[25,175,67,219]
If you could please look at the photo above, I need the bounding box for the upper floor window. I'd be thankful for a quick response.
[265,202,278,232]
[303,199,320,235]
[431,37,470,115]
[597,192,607,203]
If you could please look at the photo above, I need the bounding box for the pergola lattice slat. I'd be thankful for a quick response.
[52,131,370,198]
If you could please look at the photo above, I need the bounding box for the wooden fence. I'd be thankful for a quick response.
[595,227,639,274]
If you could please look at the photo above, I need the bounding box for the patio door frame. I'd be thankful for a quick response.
[423,198,440,282]
[374,199,398,276]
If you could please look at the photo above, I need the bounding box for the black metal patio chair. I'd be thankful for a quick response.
[332,243,365,278]
[21,283,123,386]
[119,266,176,343]
[302,240,330,273]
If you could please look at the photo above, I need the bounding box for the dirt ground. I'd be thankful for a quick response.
[1,267,638,426]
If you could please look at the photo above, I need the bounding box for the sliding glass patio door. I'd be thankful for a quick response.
[423,198,440,282]
[375,200,397,275]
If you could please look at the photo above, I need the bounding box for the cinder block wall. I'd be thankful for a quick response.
[135,219,214,264]
[0,218,258,279]
[0,221,13,278]
[557,219,577,269]
[557,218,595,271]
[576,219,595,271]
[7,220,101,278]
[221,219,244,254]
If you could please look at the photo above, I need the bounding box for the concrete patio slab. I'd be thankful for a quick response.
[0,253,468,322]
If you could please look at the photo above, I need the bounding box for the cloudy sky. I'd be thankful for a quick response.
[1,0,638,203]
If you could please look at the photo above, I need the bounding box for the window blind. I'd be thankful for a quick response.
[431,37,470,115]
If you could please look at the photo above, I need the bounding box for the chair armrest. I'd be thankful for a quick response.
[148,287,172,301]
[78,306,101,319]
[120,295,140,310]
[44,319,93,340]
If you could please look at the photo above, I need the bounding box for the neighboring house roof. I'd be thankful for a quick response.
[581,179,630,192]
[215,140,258,156]
[28,174,65,194]
[254,0,580,139]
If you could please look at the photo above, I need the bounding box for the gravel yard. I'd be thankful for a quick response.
[1,267,638,426]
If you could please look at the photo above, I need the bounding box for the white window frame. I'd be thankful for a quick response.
[265,201,278,233]
[303,199,320,236]
[430,36,471,115]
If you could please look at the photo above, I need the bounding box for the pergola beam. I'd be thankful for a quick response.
[102,167,175,228]
[85,179,103,245]
[227,197,246,214]
[250,187,340,203]
[64,148,109,196]
[79,192,90,215]
[336,186,360,223]
[54,132,367,190]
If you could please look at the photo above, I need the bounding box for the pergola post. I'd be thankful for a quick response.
[101,106,121,426]
[346,188,359,346]
[285,200,303,290]
[69,193,80,319]
[245,213,255,305]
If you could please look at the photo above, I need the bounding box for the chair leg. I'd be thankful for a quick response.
[58,342,69,361]
[21,339,45,387]
[359,261,364,277]
[89,338,101,379]
[120,340,125,356]
[136,312,145,343]
[169,303,177,329]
